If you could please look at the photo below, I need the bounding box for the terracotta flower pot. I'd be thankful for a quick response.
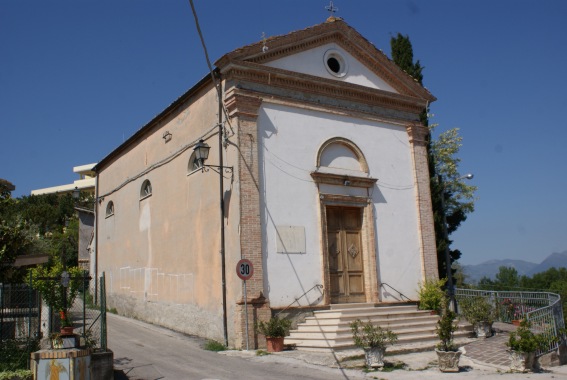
[60,326,74,336]
[266,337,285,352]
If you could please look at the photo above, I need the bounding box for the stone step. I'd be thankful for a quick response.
[293,318,439,334]
[287,304,473,351]
[302,313,438,326]
[289,322,462,341]
[286,329,473,351]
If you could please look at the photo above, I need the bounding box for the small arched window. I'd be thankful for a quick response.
[105,201,114,217]
[140,180,152,199]
[187,151,200,173]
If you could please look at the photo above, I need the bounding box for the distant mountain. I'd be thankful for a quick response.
[527,251,567,276]
[463,259,536,283]
[462,251,567,283]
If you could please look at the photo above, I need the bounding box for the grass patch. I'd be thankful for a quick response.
[107,307,118,314]
[380,361,406,372]
[203,340,227,352]
[255,350,270,356]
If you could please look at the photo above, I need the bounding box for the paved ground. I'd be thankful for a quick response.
[110,314,567,379]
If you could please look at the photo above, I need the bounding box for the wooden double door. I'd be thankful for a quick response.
[326,206,366,303]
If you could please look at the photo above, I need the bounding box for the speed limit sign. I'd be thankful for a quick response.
[236,259,254,281]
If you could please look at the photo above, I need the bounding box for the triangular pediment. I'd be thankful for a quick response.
[215,19,435,102]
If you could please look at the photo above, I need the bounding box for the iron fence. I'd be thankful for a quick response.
[0,276,41,371]
[455,288,565,356]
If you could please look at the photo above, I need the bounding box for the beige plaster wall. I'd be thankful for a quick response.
[96,83,243,342]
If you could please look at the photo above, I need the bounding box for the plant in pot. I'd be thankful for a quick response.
[458,296,495,338]
[350,319,398,369]
[255,316,292,352]
[417,277,447,314]
[506,319,550,372]
[435,299,461,372]
[30,262,83,336]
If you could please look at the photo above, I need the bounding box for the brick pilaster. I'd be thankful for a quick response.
[225,88,270,348]
[406,123,439,280]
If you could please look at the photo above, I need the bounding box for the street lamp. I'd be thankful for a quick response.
[192,136,233,347]
[439,173,473,312]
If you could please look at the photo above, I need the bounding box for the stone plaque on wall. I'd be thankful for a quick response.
[276,226,306,254]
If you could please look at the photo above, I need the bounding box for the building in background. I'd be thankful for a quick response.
[31,164,97,196]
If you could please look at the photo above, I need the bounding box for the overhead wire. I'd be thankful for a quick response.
[187,0,234,137]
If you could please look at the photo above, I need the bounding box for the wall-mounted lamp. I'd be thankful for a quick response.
[192,139,233,179]
[343,180,351,186]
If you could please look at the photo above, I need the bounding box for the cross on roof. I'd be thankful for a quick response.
[325,1,339,16]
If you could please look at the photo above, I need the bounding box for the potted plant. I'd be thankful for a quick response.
[350,319,398,368]
[417,277,447,314]
[458,296,495,338]
[435,299,461,372]
[255,316,292,352]
[506,319,549,372]
[30,262,83,335]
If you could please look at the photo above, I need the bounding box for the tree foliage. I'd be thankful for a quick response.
[0,188,81,282]
[390,34,477,279]
[390,33,423,85]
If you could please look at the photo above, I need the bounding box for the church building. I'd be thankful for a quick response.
[93,18,438,348]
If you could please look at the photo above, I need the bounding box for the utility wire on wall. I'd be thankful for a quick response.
[187,0,234,137]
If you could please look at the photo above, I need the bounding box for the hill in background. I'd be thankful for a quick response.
[462,250,567,283]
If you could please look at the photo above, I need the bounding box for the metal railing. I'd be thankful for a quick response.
[275,284,324,317]
[455,288,565,356]
[380,282,412,302]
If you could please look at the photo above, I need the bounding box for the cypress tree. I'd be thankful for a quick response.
[390,33,470,279]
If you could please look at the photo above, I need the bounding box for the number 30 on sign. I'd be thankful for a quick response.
[236,259,254,281]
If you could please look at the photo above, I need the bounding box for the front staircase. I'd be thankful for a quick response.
[285,303,473,352]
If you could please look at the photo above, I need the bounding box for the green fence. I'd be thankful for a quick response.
[0,272,107,370]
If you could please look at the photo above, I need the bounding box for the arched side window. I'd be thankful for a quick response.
[140,179,152,200]
[187,151,200,174]
[105,201,114,217]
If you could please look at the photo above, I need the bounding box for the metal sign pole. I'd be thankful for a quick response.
[244,279,249,350]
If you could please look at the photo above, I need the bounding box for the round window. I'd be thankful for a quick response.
[324,49,348,78]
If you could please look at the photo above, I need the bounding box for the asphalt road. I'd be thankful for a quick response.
[107,313,567,380]
[107,313,367,380]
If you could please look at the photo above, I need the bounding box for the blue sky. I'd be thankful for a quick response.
[1,1,565,265]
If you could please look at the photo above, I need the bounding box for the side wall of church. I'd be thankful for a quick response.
[95,84,243,343]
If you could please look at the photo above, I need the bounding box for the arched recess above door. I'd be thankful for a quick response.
[316,137,369,173]
[312,137,376,188]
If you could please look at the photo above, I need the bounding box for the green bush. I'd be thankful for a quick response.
[507,320,551,353]
[0,339,39,372]
[418,277,447,312]
[0,369,32,380]
[458,296,496,325]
